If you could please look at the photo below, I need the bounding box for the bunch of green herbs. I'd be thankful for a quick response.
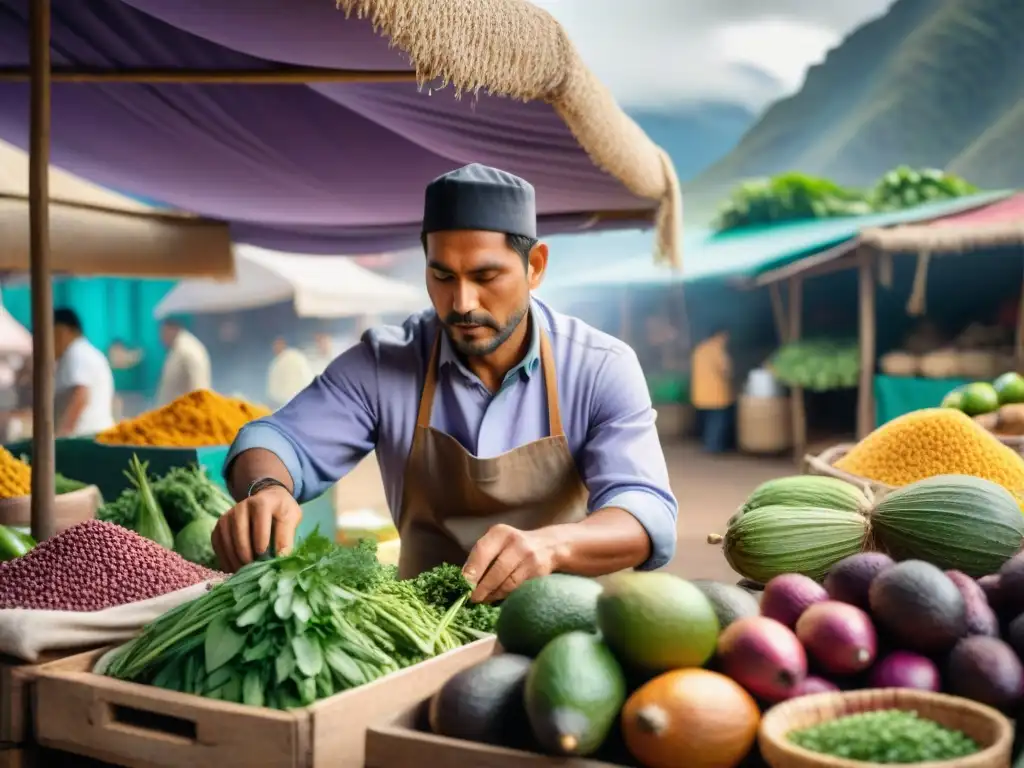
[103,536,498,709]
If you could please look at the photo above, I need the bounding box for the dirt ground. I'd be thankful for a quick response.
[333,440,795,583]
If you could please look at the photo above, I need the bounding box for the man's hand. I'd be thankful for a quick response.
[212,486,302,572]
[462,524,564,604]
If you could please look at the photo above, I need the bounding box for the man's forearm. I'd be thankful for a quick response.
[544,507,653,577]
[226,448,295,501]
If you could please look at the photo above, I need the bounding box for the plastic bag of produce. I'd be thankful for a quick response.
[0,581,215,662]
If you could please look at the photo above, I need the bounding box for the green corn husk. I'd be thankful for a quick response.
[739,475,873,517]
[872,474,1024,577]
[712,505,869,584]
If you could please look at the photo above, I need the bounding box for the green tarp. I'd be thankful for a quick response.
[874,375,966,427]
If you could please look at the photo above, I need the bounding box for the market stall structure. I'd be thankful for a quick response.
[0,0,683,545]
[153,244,428,321]
[750,190,1024,461]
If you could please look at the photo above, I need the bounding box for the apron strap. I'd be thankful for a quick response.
[415,324,566,438]
[415,332,442,429]
[539,329,565,439]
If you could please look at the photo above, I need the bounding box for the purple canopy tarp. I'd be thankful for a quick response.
[0,0,652,254]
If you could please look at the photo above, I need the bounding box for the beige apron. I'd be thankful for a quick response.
[397,327,589,579]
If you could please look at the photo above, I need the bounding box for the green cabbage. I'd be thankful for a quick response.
[173,515,219,569]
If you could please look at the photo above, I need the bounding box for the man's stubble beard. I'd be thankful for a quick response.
[446,303,529,357]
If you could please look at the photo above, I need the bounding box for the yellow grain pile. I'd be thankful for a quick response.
[0,447,32,498]
[836,408,1024,495]
[96,390,271,448]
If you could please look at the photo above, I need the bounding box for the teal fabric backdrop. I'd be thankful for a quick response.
[1,277,176,396]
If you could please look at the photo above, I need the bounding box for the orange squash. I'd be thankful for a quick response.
[621,668,760,768]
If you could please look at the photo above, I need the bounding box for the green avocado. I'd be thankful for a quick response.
[524,632,626,757]
[495,574,603,657]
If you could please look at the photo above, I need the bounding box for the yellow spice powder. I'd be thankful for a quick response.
[836,407,1024,495]
[96,389,271,448]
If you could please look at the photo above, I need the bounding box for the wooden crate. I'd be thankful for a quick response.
[0,649,101,746]
[33,638,496,768]
[366,699,631,768]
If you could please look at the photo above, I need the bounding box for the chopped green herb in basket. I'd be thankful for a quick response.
[788,709,979,764]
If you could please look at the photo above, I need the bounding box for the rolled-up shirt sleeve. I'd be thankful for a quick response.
[579,346,678,570]
[224,341,379,503]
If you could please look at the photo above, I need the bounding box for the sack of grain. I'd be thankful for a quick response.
[0,520,223,662]
[0,582,214,662]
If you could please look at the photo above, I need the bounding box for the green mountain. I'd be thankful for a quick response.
[687,0,1024,219]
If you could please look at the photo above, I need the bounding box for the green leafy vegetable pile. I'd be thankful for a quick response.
[713,166,980,232]
[103,536,498,709]
[98,460,233,568]
[770,339,860,392]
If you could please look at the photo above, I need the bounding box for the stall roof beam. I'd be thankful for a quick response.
[0,66,419,84]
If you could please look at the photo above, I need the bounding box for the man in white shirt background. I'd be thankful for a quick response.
[267,337,313,409]
[53,308,115,437]
[156,318,212,405]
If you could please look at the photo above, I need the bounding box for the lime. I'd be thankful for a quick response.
[959,382,1000,416]
[940,386,965,410]
[993,372,1024,405]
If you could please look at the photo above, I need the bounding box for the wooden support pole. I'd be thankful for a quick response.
[857,252,877,439]
[788,277,806,466]
[28,0,55,542]
[1014,246,1024,370]
[0,66,419,84]
[769,282,787,344]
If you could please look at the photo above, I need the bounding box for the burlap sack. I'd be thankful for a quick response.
[0,580,216,663]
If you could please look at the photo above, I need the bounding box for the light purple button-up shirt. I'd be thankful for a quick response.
[225,298,678,569]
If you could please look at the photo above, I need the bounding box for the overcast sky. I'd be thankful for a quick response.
[530,0,898,111]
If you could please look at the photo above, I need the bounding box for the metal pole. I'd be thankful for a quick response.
[28,0,55,542]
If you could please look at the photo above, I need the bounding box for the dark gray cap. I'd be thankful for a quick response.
[422,163,536,239]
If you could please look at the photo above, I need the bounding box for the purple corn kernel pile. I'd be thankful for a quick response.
[0,520,222,611]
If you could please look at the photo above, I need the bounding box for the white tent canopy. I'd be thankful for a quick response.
[0,303,31,357]
[0,138,232,277]
[154,245,428,319]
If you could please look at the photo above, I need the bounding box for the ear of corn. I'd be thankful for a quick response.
[872,474,1024,577]
[740,475,872,516]
[835,408,1024,497]
[719,505,869,584]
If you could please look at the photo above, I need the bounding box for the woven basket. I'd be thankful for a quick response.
[879,351,919,377]
[759,688,1013,768]
[0,485,101,532]
[803,445,895,498]
[957,350,1002,380]
[920,350,961,379]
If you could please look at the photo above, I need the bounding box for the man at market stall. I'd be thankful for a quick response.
[53,308,116,437]
[216,163,678,603]
[156,318,212,405]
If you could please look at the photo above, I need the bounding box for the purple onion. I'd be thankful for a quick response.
[869,651,941,692]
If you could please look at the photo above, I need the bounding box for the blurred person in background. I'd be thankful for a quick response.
[157,318,212,405]
[267,337,313,409]
[307,332,336,375]
[53,308,115,437]
[691,328,735,453]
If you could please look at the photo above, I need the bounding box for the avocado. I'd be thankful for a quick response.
[496,574,603,657]
[597,572,719,672]
[691,579,761,629]
[524,632,626,756]
[868,560,967,654]
[428,654,533,748]
[946,636,1024,709]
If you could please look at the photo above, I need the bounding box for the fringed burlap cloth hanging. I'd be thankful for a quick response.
[333,0,683,268]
